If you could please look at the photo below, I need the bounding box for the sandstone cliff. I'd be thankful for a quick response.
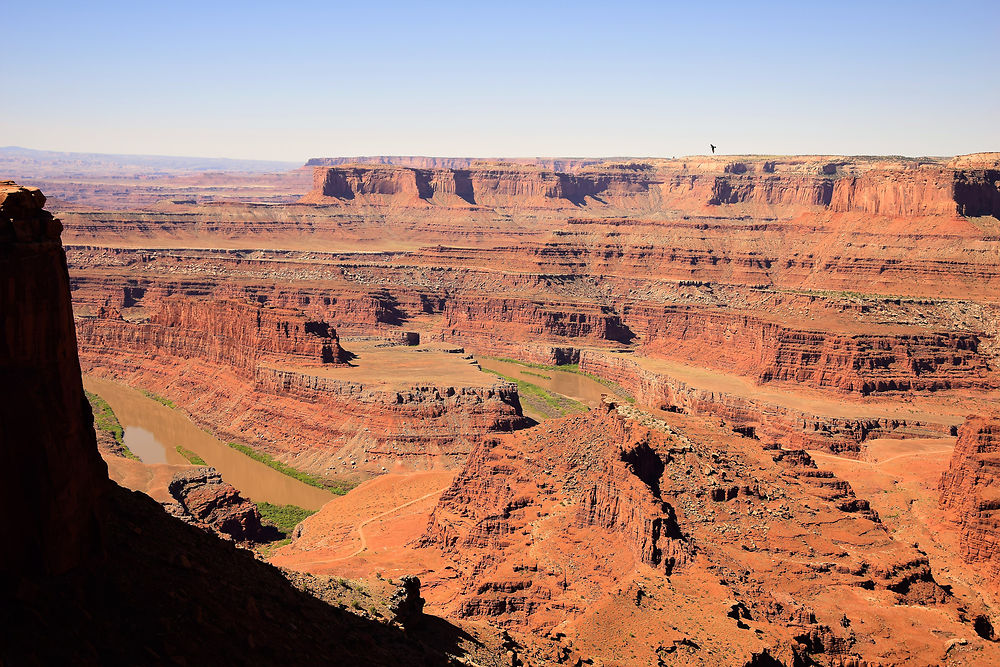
[939,413,1000,583]
[167,467,270,542]
[627,304,988,395]
[39,141,1000,665]
[442,295,634,353]
[303,155,1000,220]
[302,162,657,208]
[76,293,528,478]
[77,295,349,376]
[412,400,966,664]
[0,181,108,575]
[578,350,952,455]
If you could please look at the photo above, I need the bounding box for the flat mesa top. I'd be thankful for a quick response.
[618,352,978,424]
[274,341,497,391]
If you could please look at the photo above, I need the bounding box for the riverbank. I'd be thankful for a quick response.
[83,375,336,510]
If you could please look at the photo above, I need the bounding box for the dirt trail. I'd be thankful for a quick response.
[811,448,953,468]
[294,484,452,567]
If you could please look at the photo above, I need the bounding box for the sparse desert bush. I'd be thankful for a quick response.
[175,445,206,466]
[256,502,316,536]
[140,389,176,408]
[224,440,353,494]
[86,390,139,460]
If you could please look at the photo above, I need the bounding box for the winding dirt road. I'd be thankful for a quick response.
[811,449,953,467]
[293,484,452,567]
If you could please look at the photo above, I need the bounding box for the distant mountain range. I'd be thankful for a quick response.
[0,146,300,178]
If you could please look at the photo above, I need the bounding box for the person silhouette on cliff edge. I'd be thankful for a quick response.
[710,144,716,154]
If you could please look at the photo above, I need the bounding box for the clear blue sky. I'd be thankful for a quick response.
[4,0,998,161]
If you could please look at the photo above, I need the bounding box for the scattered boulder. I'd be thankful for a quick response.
[167,467,273,543]
[388,575,425,627]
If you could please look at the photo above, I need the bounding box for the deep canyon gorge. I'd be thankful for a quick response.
[3,149,1000,666]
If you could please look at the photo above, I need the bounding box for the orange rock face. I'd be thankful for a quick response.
[625,304,989,394]
[304,156,1000,221]
[281,399,997,664]
[10,149,997,664]
[577,350,954,455]
[79,294,349,374]
[940,413,1000,583]
[76,295,527,479]
[166,467,269,542]
[302,163,657,208]
[0,180,480,665]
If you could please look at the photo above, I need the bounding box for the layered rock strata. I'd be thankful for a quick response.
[167,467,270,542]
[628,304,987,394]
[0,182,460,665]
[303,163,657,208]
[578,351,955,455]
[76,294,528,478]
[399,400,980,664]
[304,155,1000,219]
[939,413,1000,583]
[60,152,1000,480]
[66,247,994,396]
[27,144,1000,665]
[77,295,349,374]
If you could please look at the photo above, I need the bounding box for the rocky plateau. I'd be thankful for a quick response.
[3,150,1000,665]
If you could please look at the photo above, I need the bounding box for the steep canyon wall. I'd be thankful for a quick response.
[59,153,1000,477]
[0,182,108,575]
[304,155,1000,220]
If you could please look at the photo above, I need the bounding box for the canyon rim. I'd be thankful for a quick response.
[4,2,1000,665]
[2,150,999,666]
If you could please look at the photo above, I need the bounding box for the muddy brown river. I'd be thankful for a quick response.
[84,375,334,510]
[84,362,612,508]
[476,358,617,408]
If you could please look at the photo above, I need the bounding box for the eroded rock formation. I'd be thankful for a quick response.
[79,295,349,373]
[167,467,269,542]
[280,398,999,665]
[303,155,1000,220]
[626,304,987,394]
[55,153,1000,489]
[579,350,955,455]
[940,413,1000,583]
[388,575,425,627]
[0,181,108,575]
[76,291,528,479]
[15,144,1000,664]
[302,162,656,208]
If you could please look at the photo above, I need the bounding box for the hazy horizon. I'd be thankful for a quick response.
[4,1,998,161]
[7,144,992,164]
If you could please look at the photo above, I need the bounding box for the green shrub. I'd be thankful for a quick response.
[489,357,578,372]
[85,390,139,460]
[224,440,352,494]
[484,357,635,403]
[175,445,206,466]
[256,502,317,536]
[483,369,587,416]
[141,389,176,408]
[254,537,291,558]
